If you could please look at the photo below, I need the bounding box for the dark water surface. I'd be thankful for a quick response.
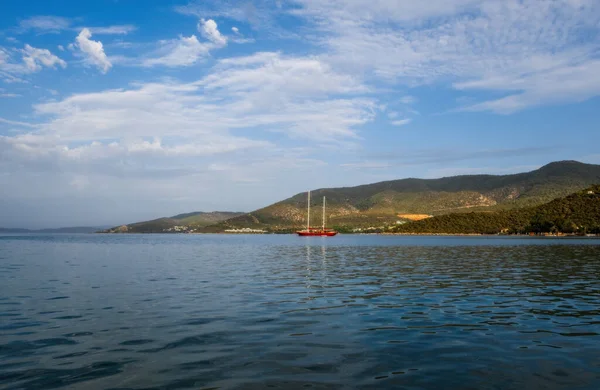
[1,234,599,389]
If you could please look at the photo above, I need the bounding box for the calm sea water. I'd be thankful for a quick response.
[1,234,599,390]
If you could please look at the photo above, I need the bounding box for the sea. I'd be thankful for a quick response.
[1,234,599,389]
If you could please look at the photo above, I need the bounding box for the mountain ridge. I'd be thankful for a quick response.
[203,160,600,232]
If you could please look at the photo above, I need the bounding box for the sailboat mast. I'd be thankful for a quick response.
[307,191,311,230]
[322,196,326,230]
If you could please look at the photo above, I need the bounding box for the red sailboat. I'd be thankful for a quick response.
[296,191,338,237]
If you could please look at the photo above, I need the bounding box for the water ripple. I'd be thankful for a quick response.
[0,234,599,389]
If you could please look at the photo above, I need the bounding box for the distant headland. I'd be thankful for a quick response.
[97,160,600,236]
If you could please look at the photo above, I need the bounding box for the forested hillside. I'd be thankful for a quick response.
[391,185,600,235]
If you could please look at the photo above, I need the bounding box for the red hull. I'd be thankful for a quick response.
[296,230,337,237]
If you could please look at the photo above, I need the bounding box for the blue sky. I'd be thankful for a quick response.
[1,0,599,228]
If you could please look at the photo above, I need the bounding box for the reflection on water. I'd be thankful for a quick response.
[0,234,599,389]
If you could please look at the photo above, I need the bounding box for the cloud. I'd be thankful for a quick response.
[228,25,255,44]
[21,44,67,72]
[1,44,65,82]
[17,15,136,36]
[456,59,600,114]
[198,19,227,46]
[175,0,299,39]
[87,25,137,35]
[390,119,411,126]
[30,52,370,143]
[208,52,366,96]
[141,21,229,68]
[2,50,372,184]
[176,1,274,24]
[57,45,65,51]
[0,117,38,128]
[143,35,210,67]
[292,0,481,22]
[0,48,20,81]
[291,0,600,113]
[1,134,269,162]
[1,93,21,98]
[74,28,112,73]
[18,16,72,33]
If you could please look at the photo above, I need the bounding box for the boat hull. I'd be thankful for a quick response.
[296,230,338,237]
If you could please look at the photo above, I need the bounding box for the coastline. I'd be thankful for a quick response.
[95,231,600,237]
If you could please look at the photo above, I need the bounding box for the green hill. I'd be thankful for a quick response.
[103,211,244,233]
[391,185,600,235]
[204,161,600,232]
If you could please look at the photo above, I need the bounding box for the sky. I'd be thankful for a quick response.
[1,0,600,228]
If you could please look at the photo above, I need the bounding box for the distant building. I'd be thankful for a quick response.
[224,228,266,234]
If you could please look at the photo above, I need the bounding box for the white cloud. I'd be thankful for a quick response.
[198,19,227,46]
[390,119,411,126]
[456,58,600,114]
[74,28,112,73]
[18,16,72,33]
[30,52,370,143]
[206,52,367,97]
[0,48,20,82]
[0,117,38,128]
[21,44,66,72]
[143,35,210,67]
[17,15,137,37]
[0,49,9,63]
[176,0,299,39]
[57,45,65,51]
[1,133,269,162]
[2,50,372,181]
[87,25,137,35]
[291,0,600,113]
[1,93,21,98]
[140,21,230,68]
[228,25,255,44]
[292,0,481,22]
[177,0,278,28]
[1,44,65,82]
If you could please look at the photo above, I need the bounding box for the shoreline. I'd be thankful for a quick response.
[92,231,600,238]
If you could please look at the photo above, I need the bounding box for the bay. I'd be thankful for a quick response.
[1,234,599,389]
